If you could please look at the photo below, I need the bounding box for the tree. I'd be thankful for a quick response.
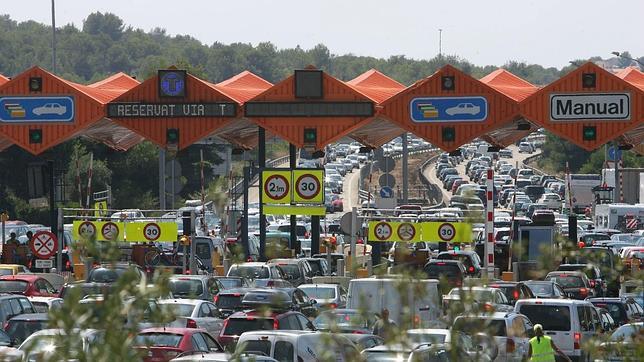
[82,12,124,41]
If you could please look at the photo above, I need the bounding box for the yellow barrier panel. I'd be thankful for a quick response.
[420,221,472,243]
[125,222,178,242]
[368,221,472,243]
[263,205,326,216]
[72,221,125,241]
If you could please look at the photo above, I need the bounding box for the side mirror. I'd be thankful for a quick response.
[311,299,317,305]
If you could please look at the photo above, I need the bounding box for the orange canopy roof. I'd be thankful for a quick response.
[89,72,140,91]
[0,74,9,86]
[480,69,539,102]
[48,72,137,104]
[615,66,644,91]
[215,71,273,104]
[346,69,405,104]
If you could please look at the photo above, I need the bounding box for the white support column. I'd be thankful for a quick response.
[485,168,495,278]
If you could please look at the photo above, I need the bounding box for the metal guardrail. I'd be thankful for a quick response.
[521,152,565,183]
[418,153,445,207]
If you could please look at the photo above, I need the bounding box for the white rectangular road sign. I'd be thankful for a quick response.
[35,259,53,269]
[549,93,630,121]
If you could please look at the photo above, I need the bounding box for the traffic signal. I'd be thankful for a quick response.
[29,129,42,144]
[582,126,596,141]
[441,76,455,91]
[166,128,179,145]
[442,127,455,142]
[582,73,596,88]
[303,128,317,144]
[29,77,42,92]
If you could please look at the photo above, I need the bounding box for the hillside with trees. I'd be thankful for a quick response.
[0,12,641,222]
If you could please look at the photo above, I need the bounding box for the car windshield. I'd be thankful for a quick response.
[407,332,447,344]
[216,295,244,310]
[228,266,269,279]
[162,303,195,317]
[218,278,243,289]
[169,279,204,297]
[299,287,335,299]
[518,305,571,331]
[236,340,272,356]
[134,333,183,347]
[0,280,28,293]
[525,282,554,296]
[545,275,583,288]
[223,318,274,336]
[277,264,301,278]
[425,264,461,278]
[314,311,370,330]
[88,268,127,283]
[6,320,48,345]
[453,318,506,336]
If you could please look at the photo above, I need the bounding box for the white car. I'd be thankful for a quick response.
[538,193,562,210]
[32,103,67,115]
[28,296,63,313]
[446,103,481,116]
[158,298,225,337]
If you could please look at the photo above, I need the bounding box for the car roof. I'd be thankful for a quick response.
[229,310,290,318]
[0,274,41,281]
[139,327,205,334]
[169,275,211,280]
[515,298,591,305]
[406,329,449,334]
[8,313,48,321]
[158,299,202,305]
[546,271,585,276]
[298,283,338,289]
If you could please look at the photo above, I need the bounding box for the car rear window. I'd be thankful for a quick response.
[277,264,301,278]
[163,303,195,317]
[134,333,183,347]
[453,318,507,336]
[228,266,269,279]
[425,261,462,275]
[0,270,14,276]
[237,340,272,356]
[299,287,335,299]
[525,283,553,297]
[88,268,125,283]
[0,281,28,293]
[223,318,274,336]
[216,294,244,310]
[169,279,204,297]
[545,275,584,288]
[437,254,473,268]
[218,278,242,289]
[518,304,571,331]
[6,319,48,344]
[591,302,626,323]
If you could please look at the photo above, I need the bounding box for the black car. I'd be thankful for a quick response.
[436,250,482,277]
[544,271,594,299]
[86,263,146,284]
[523,280,568,300]
[215,288,256,318]
[557,263,607,297]
[587,297,643,326]
[423,260,466,294]
[5,313,48,345]
[241,288,318,318]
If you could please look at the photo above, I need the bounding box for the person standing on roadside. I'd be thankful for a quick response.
[372,308,397,340]
[528,324,571,362]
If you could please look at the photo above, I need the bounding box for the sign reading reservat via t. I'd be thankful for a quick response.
[107,102,236,118]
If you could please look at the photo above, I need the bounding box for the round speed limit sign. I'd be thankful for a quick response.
[263,174,290,202]
[374,222,393,241]
[143,223,161,241]
[438,223,456,242]
[295,174,321,201]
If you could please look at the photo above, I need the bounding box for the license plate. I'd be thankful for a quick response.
[35,259,53,269]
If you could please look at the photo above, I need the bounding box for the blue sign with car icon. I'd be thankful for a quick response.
[0,96,74,123]
[410,96,488,122]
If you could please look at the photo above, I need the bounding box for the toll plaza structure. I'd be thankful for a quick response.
[478,69,540,147]
[343,69,407,148]
[615,67,644,148]
[106,68,241,151]
[0,66,139,154]
[379,65,523,152]
[520,62,644,151]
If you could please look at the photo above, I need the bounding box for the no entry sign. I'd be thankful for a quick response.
[29,231,58,259]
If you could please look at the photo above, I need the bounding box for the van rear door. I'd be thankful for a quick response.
[516,302,574,355]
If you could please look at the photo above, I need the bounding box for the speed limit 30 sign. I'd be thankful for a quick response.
[293,169,324,203]
[143,223,161,241]
[438,223,456,242]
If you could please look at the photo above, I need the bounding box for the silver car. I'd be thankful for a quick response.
[298,283,347,309]
[159,298,225,337]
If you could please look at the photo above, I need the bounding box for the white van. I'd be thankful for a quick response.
[514,298,601,361]
[347,277,441,329]
[235,330,359,361]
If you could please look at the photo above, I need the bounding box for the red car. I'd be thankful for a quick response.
[135,327,224,362]
[0,275,58,297]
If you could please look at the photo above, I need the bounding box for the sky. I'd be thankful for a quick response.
[3,0,643,69]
